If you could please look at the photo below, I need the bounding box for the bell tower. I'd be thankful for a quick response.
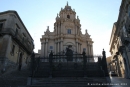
[59,2,76,20]
[54,2,81,36]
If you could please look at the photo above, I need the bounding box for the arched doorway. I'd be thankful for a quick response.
[64,42,76,53]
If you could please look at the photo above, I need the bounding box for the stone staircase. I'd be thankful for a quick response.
[27,61,110,87]
[34,62,104,77]
[0,66,30,87]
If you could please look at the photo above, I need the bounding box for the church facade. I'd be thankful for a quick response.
[40,3,94,59]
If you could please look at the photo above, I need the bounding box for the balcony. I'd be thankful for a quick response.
[0,28,33,54]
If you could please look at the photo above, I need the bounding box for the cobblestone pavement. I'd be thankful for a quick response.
[0,67,30,87]
[110,77,130,87]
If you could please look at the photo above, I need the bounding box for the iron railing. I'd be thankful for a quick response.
[29,49,109,85]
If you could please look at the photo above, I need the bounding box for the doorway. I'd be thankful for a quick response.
[18,52,23,71]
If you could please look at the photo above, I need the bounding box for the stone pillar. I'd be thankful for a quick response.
[76,42,78,53]
[54,41,56,54]
[56,27,57,35]
[89,45,91,56]
[57,25,58,35]
[77,26,78,35]
[46,39,48,57]
[59,42,61,53]
[80,44,81,53]
[78,43,80,53]
[44,43,46,57]
[41,42,43,57]
[86,41,88,55]
[79,43,80,53]
[55,42,57,53]
[43,42,45,57]
[61,23,63,34]
[88,43,90,56]
[75,26,77,35]
[45,43,48,57]
[58,24,60,35]
[61,41,63,52]
[58,41,59,53]
[44,42,46,56]
[91,45,93,56]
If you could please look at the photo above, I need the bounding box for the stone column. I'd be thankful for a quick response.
[75,26,77,35]
[61,41,63,52]
[76,26,78,35]
[54,40,56,54]
[79,43,80,53]
[58,24,60,35]
[90,45,92,56]
[80,43,81,53]
[57,24,58,35]
[78,43,80,53]
[46,39,48,57]
[41,42,43,57]
[44,43,46,57]
[76,42,78,53]
[86,41,88,55]
[45,42,47,57]
[56,27,57,35]
[88,42,90,56]
[59,42,61,53]
[61,23,63,34]
[42,42,45,57]
[58,41,59,53]
[89,45,91,56]
[55,42,57,54]
[91,45,93,56]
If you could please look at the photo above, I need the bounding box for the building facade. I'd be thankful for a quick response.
[106,56,114,72]
[40,3,94,61]
[0,11,34,73]
[109,0,130,78]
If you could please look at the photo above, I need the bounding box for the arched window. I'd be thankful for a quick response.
[67,15,70,19]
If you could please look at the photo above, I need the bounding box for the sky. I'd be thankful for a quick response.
[1,0,122,57]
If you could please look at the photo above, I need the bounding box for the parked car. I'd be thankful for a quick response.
[109,71,118,76]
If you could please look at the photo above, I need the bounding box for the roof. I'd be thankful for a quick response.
[0,10,34,41]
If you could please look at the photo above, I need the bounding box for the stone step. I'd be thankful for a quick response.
[34,70,104,77]
[28,77,107,87]
[34,62,103,77]
[35,66,101,70]
[29,84,107,87]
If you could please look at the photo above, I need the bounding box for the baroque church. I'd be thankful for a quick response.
[40,2,94,60]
